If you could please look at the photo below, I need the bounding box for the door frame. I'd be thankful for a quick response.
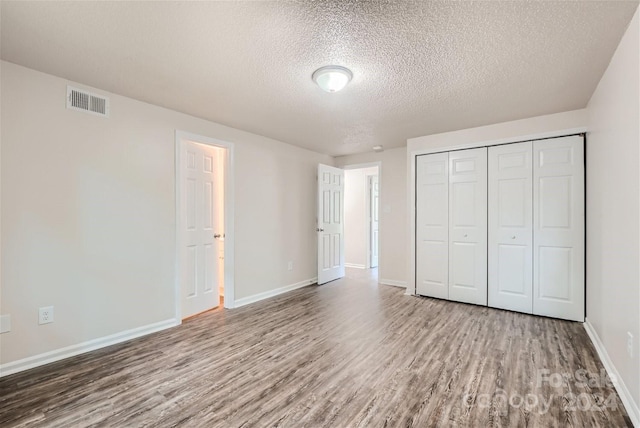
[175,130,236,320]
[341,162,382,270]
[407,127,587,296]
[366,173,379,269]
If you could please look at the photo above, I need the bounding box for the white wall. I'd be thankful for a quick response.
[586,6,639,419]
[344,166,378,269]
[408,109,588,153]
[0,61,332,367]
[336,147,407,287]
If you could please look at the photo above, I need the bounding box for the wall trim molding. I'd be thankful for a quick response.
[0,318,179,378]
[584,318,639,427]
[379,278,407,288]
[234,277,318,308]
[345,263,366,269]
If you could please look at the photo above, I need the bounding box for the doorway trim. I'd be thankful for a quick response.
[175,130,236,320]
[341,161,382,271]
[366,173,379,269]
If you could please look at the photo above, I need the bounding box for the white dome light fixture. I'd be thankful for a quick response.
[312,65,353,93]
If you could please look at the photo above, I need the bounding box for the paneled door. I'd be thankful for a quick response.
[370,175,379,268]
[488,142,533,313]
[416,152,449,299]
[533,136,584,321]
[449,148,488,305]
[180,141,219,318]
[317,164,345,284]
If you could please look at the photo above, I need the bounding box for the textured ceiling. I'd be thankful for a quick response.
[1,1,638,156]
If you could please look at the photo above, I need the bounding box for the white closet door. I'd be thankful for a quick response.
[488,142,533,313]
[416,152,449,299]
[533,136,584,322]
[449,148,487,305]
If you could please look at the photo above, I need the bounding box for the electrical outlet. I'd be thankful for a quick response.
[287,261,293,271]
[0,315,11,334]
[39,306,54,325]
[627,332,634,358]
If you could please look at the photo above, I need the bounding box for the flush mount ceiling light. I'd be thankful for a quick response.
[312,65,353,93]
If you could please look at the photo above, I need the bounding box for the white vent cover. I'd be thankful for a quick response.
[66,86,109,117]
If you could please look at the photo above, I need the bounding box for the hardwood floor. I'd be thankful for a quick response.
[0,269,632,427]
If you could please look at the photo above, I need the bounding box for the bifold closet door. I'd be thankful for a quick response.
[533,136,584,322]
[449,148,487,305]
[416,153,449,299]
[488,142,533,313]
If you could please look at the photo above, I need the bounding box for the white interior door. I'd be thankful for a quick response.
[488,142,533,313]
[317,164,345,284]
[533,136,584,321]
[416,153,449,299]
[180,141,219,318]
[370,175,379,268]
[449,148,488,305]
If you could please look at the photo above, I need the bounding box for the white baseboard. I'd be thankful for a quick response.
[0,318,179,378]
[379,278,407,288]
[344,263,366,269]
[584,318,639,427]
[234,277,317,308]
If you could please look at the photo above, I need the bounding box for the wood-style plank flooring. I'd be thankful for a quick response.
[0,269,632,427]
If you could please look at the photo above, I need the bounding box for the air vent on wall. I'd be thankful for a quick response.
[66,86,109,117]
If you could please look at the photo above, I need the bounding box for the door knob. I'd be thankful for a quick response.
[214,233,224,239]
[317,228,324,232]
[511,235,516,239]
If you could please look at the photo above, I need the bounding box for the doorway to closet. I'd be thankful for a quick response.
[413,135,585,322]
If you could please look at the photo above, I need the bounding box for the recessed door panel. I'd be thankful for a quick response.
[322,234,331,269]
[418,240,448,298]
[323,191,331,223]
[204,181,214,230]
[497,244,527,295]
[538,246,572,301]
[204,243,214,293]
[452,182,476,227]
[539,176,572,229]
[416,152,449,299]
[499,179,527,227]
[186,245,197,297]
[421,183,447,226]
[186,179,196,230]
[533,136,584,321]
[488,142,533,314]
[332,234,341,267]
[450,242,477,289]
[448,147,487,305]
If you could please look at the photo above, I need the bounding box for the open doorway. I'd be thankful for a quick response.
[344,164,380,277]
[175,131,235,320]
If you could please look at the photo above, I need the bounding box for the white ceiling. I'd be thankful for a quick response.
[1,1,637,156]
